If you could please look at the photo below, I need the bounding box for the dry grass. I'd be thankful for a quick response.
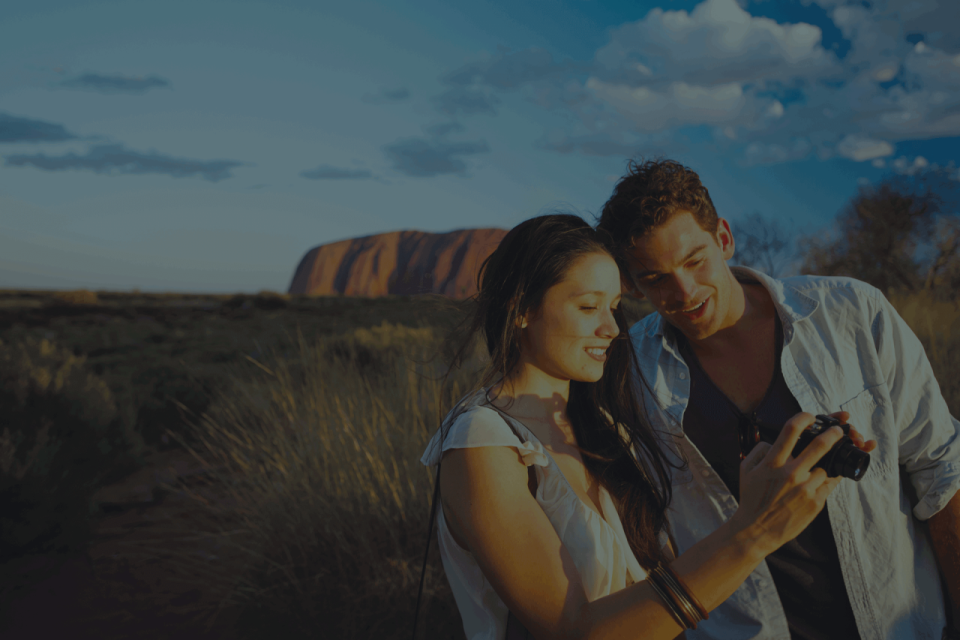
[176,323,484,639]
[889,291,960,415]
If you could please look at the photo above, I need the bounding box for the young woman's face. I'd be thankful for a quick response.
[520,252,622,384]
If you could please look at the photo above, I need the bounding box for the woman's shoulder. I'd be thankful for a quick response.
[420,389,530,467]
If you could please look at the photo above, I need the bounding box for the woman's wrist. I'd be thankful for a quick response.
[723,513,774,565]
[668,518,767,614]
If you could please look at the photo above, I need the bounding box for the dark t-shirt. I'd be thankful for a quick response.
[675,308,862,640]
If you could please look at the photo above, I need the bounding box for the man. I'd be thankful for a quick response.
[597,159,960,640]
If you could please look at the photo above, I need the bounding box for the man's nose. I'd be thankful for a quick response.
[669,272,698,303]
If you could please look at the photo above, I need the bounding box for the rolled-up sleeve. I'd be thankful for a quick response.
[872,291,960,520]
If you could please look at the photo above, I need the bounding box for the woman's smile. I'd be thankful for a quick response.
[584,346,609,361]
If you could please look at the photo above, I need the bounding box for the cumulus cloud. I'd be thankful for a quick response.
[361,87,410,104]
[0,113,77,143]
[61,73,170,94]
[823,0,960,54]
[429,0,959,168]
[5,144,243,181]
[383,137,488,177]
[891,154,930,175]
[836,135,895,162]
[300,164,373,180]
[585,79,750,131]
[744,139,815,165]
[594,0,839,86]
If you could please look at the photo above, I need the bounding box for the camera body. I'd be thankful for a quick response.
[744,414,871,481]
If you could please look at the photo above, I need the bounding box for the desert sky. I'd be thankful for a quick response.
[1,0,958,291]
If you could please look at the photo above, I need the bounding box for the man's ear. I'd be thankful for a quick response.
[717,218,735,261]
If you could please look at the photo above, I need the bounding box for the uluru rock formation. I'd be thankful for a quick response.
[288,228,508,298]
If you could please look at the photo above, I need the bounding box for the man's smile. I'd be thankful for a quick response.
[675,297,709,320]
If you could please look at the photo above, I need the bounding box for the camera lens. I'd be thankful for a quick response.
[835,445,871,481]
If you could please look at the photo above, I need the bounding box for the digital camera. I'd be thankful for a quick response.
[741,414,871,481]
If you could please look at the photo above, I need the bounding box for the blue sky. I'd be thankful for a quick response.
[2,0,958,292]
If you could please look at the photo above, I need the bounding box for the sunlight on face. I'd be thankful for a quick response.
[626,211,736,343]
[521,252,622,384]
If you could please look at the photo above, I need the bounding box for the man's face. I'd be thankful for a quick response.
[625,211,737,342]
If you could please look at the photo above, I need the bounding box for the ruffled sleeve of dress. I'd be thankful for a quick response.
[420,389,549,468]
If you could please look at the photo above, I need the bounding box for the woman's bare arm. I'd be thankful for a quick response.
[439,413,847,640]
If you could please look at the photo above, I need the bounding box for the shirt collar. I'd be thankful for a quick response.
[641,265,819,340]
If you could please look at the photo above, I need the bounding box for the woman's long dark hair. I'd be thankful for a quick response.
[450,213,682,568]
[412,214,683,638]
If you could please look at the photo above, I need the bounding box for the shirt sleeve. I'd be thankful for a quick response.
[871,289,960,520]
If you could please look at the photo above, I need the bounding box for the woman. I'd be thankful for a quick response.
[420,214,871,640]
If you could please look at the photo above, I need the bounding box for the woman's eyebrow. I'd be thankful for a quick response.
[570,290,617,298]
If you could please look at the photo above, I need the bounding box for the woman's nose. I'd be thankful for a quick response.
[599,308,620,338]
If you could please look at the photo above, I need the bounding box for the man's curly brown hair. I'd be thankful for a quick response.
[597,159,719,263]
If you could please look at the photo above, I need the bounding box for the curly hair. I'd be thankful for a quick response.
[597,158,719,262]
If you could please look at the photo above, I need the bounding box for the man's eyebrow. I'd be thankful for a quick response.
[633,244,708,278]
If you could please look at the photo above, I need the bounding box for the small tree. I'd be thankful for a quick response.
[800,169,959,296]
[731,212,793,278]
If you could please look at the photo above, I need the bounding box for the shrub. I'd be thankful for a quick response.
[132,364,213,449]
[52,289,99,305]
[180,323,484,639]
[0,339,138,561]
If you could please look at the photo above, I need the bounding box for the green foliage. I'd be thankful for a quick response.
[0,339,139,559]
[179,323,481,639]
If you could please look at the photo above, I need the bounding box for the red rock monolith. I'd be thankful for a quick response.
[288,228,508,298]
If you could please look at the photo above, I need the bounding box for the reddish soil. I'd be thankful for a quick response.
[1,450,246,640]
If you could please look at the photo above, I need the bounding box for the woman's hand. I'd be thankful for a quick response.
[729,412,847,557]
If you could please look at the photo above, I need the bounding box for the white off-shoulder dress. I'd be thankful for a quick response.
[421,388,665,640]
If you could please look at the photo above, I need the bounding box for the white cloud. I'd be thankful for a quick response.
[584,79,749,130]
[595,0,838,85]
[744,138,814,165]
[836,135,895,162]
[892,155,931,175]
[436,0,960,164]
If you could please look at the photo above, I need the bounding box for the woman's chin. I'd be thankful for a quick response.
[573,365,605,383]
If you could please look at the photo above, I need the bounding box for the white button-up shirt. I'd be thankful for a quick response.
[631,267,960,640]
